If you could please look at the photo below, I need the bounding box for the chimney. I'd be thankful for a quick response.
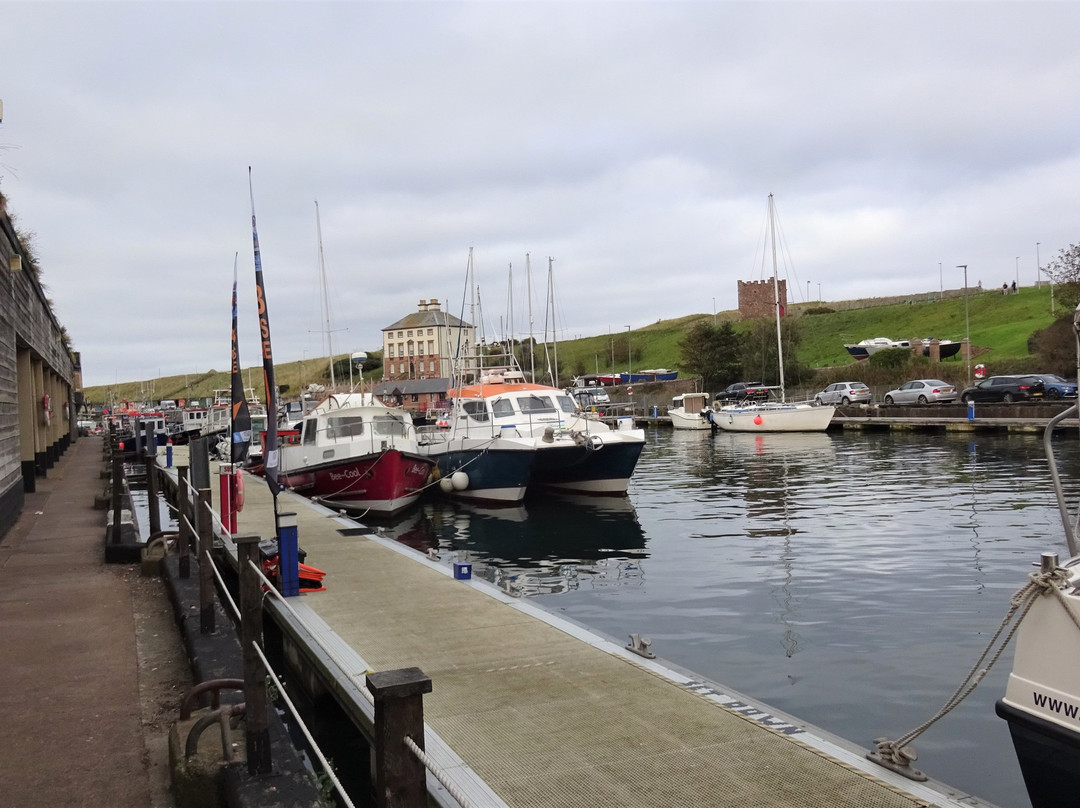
[429,299,440,310]
[418,299,427,311]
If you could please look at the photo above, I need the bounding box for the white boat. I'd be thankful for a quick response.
[843,337,912,361]
[711,195,835,433]
[995,403,1080,807]
[669,392,711,430]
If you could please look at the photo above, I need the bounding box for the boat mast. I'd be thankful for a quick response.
[769,194,785,403]
[548,257,559,388]
[526,252,536,382]
[315,200,335,390]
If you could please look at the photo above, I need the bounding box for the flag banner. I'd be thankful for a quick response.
[249,169,280,497]
[230,253,252,465]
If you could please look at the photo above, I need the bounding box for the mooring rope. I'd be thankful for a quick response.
[403,735,477,808]
[873,564,1077,769]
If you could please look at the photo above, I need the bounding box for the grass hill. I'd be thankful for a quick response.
[83,285,1063,406]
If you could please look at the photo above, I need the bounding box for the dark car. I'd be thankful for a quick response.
[959,375,1046,403]
[714,382,771,404]
[1033,374,1078,400]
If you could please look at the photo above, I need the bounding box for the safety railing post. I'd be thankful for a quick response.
[177,466,191,579]
[278,512,299,597]
[111,452,123,545]
[145,454,161,536]
[235,533,271,776]
[367,667,433,808]
[196,487,215,635]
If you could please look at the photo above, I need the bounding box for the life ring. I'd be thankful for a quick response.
[234,468,245,511]
[41,394,51,426]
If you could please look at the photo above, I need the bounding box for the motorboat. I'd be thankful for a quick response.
[275,394,435,516]
[843,337,912,361]
[669,392,711,430]
[844,337,961,362]
[420,367,645,500]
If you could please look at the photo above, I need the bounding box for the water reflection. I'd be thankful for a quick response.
[374,494,649,596]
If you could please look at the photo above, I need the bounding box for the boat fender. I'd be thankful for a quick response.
[439,477,454,494]
[42,394,51,426]
[234,468,245,511]
[587,434,604,451]
[451,471,469,491]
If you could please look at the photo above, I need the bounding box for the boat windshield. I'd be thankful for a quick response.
[556,395,576,414]
[462,400,489,422]
[491,398,515,418]
[327,415,365,439]
[372,414,407,437]
[519,395,557,415]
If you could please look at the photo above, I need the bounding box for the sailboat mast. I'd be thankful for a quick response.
[526,252,536,382]
[548,257,559,388]
[315,200,335,389]
[507,262,514,369]
[768,194,785,402]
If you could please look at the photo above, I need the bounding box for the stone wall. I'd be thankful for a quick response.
[738,278,788,320]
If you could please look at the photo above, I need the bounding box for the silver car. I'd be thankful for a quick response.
[883,378,958,405]
[815,381,872,406]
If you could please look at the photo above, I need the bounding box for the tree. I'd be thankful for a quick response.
[679,321,743,390]
[1043,242,1080,310]
[738,317,811,387]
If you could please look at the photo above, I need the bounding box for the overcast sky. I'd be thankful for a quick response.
[3,1,1079,389]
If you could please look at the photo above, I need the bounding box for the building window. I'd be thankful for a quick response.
[407,330,413,337]
[427,328,433,335]
[389,345,395,357]
[397,331,403,338]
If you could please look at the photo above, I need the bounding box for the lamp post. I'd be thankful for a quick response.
[817,282,821,301]
[712,297,716,326]
[939,262,942,297]
[806,280,810,301]
[1016,256,1020,289]
[957,265,971,386]
[625,325,631,379]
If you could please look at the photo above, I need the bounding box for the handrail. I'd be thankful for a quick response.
[251,641,357,808]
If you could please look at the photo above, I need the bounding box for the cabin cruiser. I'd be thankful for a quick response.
[419,368,645,501]
[275,394,435,516]
[669,392,711,430]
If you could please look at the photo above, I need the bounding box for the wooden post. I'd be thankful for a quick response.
[177,465,191,579]
[111,453,123,544]
[145,454,161,536]
[196,487,215,635]
[235,533,271,776]
[367,667,433,808]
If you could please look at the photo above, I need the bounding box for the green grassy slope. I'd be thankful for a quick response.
[84,286,1060,404]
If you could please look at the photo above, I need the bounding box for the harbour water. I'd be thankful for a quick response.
[371,427,1080,808]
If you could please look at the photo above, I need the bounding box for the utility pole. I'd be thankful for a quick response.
[958,265,971,386]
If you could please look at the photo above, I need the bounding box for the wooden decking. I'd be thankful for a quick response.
[162,447,1000,808]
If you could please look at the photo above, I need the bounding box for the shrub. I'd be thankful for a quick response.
[803,306,836,316]
[867,347,910,371]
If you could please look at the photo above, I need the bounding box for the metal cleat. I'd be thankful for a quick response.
[626,633,656,659]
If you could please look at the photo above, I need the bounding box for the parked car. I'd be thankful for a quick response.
[883,379,958,405]
[959,375,1046,403]
[1033,374,1078,400]
[714,382,771,404]
[815,381,872,406]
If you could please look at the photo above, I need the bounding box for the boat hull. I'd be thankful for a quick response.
[278,449,434,516]
[669,408,711,430]
[998,558,1080,808]
[422,438,536,503]
[710,404,835,432]
[530,432,646,494]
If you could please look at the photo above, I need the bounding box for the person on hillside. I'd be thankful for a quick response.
[1002,283,1008,295]
[1011,280,1017,294]
[977,279,983,290]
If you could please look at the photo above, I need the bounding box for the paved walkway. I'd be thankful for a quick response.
[0,437,180,808]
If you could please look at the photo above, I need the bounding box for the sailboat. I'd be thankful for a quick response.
[710,195,835,433]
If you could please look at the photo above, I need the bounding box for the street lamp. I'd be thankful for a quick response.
[625,325,631,378]
[806,280,810,301]
[957,265,971,386]
[817,282,821,301]
[1016,256,1020,289]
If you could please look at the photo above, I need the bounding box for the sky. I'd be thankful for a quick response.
[3,1,1079,389]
